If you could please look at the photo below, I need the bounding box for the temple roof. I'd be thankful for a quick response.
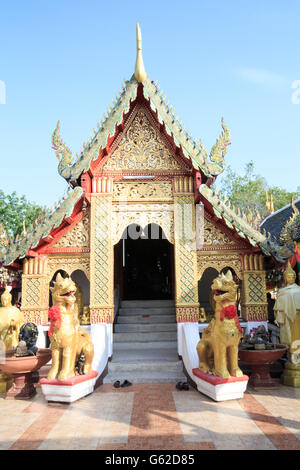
[260,198,300,243]
[52,75,231,185]
[199,184,294,263]
[0,187,83,266]
[52,26,230,185]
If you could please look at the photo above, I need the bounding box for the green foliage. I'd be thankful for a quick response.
[216,161,300,216]
[0,190,44,240]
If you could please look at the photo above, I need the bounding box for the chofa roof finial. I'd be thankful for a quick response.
[135,23,147,83]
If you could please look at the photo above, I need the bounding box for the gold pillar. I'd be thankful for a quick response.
[173,177,199,322]
[240,254,268,322]
[21,256,49,325]
[89,177,114,323]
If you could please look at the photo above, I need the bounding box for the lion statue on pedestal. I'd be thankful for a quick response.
[196,270,243,379]
[47,273,94,381]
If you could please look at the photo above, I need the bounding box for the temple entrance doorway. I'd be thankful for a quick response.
[114,223,174,301]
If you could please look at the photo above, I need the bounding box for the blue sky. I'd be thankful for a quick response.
[0,0,300,207]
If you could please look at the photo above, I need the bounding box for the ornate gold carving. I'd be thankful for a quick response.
[92,177,113,194]
[173,176,194,194]
[112,203,174,245]
[23,256,48,275]
[240,254,267,321]
[174,194,199,317]
[90,307,113,324]
[103,108,183,171]
[176,305,199,323]
[243,304,268,322]
[47,255,90,281]
[89,195,114,322]
[113,181,173,201]
[197,252,243,279]
[54,214,90,249]
[21,275,49,310]
[203,219,237,246]
[21,309,48,325]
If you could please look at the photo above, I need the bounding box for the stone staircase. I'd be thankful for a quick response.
[103,300,186,384]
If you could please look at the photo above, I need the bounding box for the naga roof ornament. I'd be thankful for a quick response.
[0,187,83,266]
[279,198,300,251]
[52,120,74,181]
[199,184,294,264]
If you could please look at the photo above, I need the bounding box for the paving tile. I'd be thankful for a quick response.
[0,383,299,450]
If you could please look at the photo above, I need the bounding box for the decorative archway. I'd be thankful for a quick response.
[114,223,174,301]
[111,203,174,246]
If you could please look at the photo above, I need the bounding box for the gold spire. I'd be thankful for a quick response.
[265,190,274,215]
[134,23,147,83]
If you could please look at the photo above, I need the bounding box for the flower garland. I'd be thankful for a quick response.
[220,304,242,333]
[48,305,62,337]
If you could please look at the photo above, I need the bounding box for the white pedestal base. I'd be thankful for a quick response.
[192,369,249,402]
[40,371,98,403]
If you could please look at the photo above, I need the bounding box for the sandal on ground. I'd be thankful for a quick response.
[176,382,184,390]
[113,380,121,388]
[121,380,132,387]
[176,381,189,390]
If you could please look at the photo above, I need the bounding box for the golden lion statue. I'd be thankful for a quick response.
[196,270,243,378]
[0,287,24,350]
[47,273,94,381]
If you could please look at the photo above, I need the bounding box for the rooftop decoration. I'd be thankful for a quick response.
[51,24,231,184]
[0,187,83,266]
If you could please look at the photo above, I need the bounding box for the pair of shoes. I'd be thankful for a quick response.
[176,381,189,391]
[121,380,132,388]
[113,380,132,388]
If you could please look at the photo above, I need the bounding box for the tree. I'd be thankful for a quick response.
[216,161,300,217]
[0,190,44,240]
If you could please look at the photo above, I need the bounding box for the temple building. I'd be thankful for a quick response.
[0,25,297,367]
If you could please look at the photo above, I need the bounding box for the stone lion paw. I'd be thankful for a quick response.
[214,369,230,378]
[231,368,243,377]
[47,370,58,380]
[58,371,68,381]
[198,362,210,373]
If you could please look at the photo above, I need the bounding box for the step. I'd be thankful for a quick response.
[114,323,177,333]
[117,314,176,324]
[120,300,175,308]
[113,331,177,343]
[118,307,175,316]
[107,360,183,373]
[103,371,186,384]
[113,341,178,350]
[111,348,179,363]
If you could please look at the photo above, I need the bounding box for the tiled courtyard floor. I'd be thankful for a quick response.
[0,381,299,450]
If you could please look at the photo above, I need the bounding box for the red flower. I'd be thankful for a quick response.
[48,305,61,337]
[220,304,242,333]
[221,305,237,319]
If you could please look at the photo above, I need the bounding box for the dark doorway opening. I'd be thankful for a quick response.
[114,223,174,301]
